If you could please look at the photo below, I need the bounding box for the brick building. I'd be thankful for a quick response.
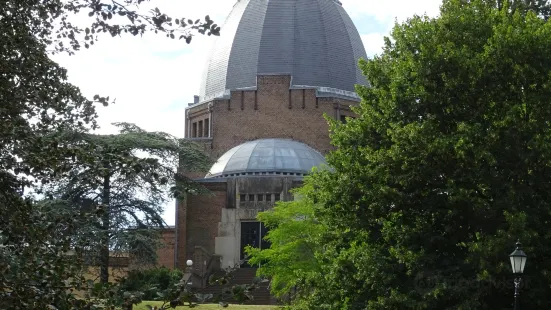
[157,0,367,298]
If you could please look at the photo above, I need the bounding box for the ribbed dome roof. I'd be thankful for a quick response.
[206,139,327,178]
[199,0,367,102]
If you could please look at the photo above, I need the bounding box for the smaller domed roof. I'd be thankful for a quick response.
[206,139,326,178]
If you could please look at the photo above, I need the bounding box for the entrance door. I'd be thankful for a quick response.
[240,221,269,267]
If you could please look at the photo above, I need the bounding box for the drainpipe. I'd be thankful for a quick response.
[174,199,179,269]
[185,109,190,138]
[208,102,213,138]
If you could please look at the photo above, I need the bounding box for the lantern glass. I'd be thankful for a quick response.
[509,255,526,274]
[186,259,193,267]
[509,242,527,274]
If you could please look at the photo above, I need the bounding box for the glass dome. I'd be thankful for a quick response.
[206,139,327,178]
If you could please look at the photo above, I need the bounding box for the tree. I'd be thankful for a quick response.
[48,123,211,284]
[319,0,551,308]
[246,183,325,301]
[0,173,95,308]
[1,0,219,307]
[250,0,551,308]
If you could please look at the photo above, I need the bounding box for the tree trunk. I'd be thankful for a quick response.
[99,174,110,284]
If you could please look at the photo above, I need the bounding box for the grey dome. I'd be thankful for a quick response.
[206,139,327,178]
[199,0,367,102]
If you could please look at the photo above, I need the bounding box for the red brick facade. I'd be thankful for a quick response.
[176,182,227,270]
[156,227,176,269]
[185,75,357,159]
[157,74,359,270]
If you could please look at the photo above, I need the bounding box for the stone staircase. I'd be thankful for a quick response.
[195,268,276,305]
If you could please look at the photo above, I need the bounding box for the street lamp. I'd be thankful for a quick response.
[185,260,194,279]
[509,241,527,310]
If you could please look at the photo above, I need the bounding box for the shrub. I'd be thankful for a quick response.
[117,267,183,300]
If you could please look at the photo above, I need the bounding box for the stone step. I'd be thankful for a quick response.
[194,268,276,305]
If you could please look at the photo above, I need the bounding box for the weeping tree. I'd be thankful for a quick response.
[48,123,212,284]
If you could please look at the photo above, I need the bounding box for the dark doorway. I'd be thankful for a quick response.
[240,221,269,267]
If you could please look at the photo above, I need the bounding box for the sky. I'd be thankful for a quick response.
[53,0,442,225]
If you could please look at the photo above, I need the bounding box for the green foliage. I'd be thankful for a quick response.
[142,262,262,309]
[84,281,145,310]
[118,268,184,300]
[1,0,219,308]
[491,0,551,19]
[250,0,551,309]
[46,123,212,283]
[246,182,324,300]
[0,176,90,308]
[134,303,276,310]
[1,0,219,190]
[319,0,551,308]
[2,0,220,56]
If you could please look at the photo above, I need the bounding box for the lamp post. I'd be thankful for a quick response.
[509,241,527,310]
[180,259,195,307]
[182,259,193,286]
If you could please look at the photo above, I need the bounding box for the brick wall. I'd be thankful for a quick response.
[176,182,227,270]
[156,228,176,269]
[186,74,358,159]
[175,198,187,270]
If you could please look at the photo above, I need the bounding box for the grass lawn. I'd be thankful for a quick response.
[134,301,277,310]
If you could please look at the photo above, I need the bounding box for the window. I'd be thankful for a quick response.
[240,194,246,202]
[204,119,210,137]
[274,193,280,201]
[192,122,197,138]
[198,120,203,137]
[240,222,270,264]
[249,194,254,202]
[257,194,264,202]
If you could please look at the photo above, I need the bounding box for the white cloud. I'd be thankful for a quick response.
[53,0,442,225]
[344,0,442,23]
[361,33,387,58]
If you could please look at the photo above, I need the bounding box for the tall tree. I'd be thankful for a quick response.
[250,0,551,308]
[49,123,211,284]
[1,0,219,307]
[318,0,551,308]
[246,182,325,301]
